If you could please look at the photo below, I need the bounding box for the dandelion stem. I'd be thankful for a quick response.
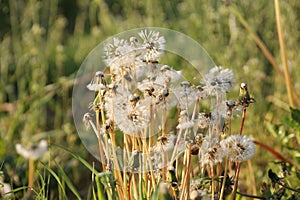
[180,151,187,199]
[132,174,139,200]
[239,107,247,135]
[210,163,215,200]
[231,106,247,199]
[219,158,229,200]
[161,104,167,181]
[124,136,130,200]
[99,95,111,166]
[230,162,241,200]
[96,109,106,170]
[219,109,233,200]
[110,131,125,197]
[170,128,183,163]
[28,158,34,190]
[141,135,156,187]
[180,145,192,200]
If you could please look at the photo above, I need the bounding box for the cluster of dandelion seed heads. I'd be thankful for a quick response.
[199,134,255,165]
[83,29,254,170]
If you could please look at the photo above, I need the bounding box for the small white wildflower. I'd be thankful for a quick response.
[201,66,236,96]
[221,135,255,162]
[16,140,48,160]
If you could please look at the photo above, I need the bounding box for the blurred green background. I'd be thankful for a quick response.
[0,0,299,198]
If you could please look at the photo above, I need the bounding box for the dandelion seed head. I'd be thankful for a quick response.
[152,134,176,153]
[95,71,104,78]
[138,30,165,62]
[173,85,197,109]
[201,66,236,96]
[104,37,136,71]
[151,134,182,170]
[87,83,105,92]
[226,99,236,108]
[86,71,106,91]
[190,190,203,200]
[129,36,139,46]
[195,85,208,100]
[110,96,150,135]
[212,100,237,120]
[197,112,212,129]
[200,136,225,165]
[83,113,93,129]
[177,110,194,129]
[155,65,182,84]
[16,140,48,160]
[221,135,255,162]
[180,81,191,88]
[129,94,140,106]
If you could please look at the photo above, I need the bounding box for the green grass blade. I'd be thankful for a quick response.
[52,144,99,173]
[151,180,161,200]
[39,161,67,200]
[55,160,82,200]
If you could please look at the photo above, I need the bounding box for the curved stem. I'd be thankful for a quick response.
[228,5,300,106]
[236,191,265,199]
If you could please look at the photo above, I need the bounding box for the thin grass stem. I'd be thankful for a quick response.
[274,0,295,108]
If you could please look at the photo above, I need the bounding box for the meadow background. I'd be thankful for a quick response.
[0,0,299,199]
